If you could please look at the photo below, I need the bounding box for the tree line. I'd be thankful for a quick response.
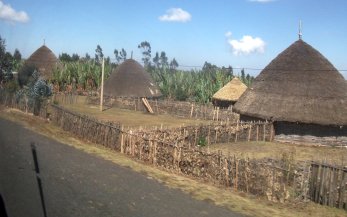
[0,35,254,104]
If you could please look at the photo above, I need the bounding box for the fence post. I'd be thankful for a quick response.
[120,126,124,153]
[248,122,252,142]
[338,169,346,209]
[235,120,239,142]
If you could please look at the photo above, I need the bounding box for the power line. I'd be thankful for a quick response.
[95,57,347,72]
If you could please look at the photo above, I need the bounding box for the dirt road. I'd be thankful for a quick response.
[0,118,244,217]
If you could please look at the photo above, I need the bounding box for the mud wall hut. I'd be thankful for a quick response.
[212,77,247,108]
[233,39,347,140]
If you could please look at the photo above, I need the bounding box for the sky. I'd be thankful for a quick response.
[1,0,347,78]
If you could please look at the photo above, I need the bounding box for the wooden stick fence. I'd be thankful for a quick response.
[310,162,347,210]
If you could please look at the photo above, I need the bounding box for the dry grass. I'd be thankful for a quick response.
[1,108,346,217]
[205,142,347,165]
[57,96,209,128]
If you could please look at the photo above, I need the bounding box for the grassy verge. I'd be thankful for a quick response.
[1,108,346,217]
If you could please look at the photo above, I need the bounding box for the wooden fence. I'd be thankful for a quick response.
[87,96,240,121]
[129,121,274,149]
[48,104,303,203]
[119,130,307,203]
[50,104,121,149]
[310,163,347,210]
[0,90,48,118]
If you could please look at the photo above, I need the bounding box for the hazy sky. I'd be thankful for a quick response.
[1,0,346,77]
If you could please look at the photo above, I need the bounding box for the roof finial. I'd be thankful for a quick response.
[43,38,46,45]
[131,51,133,59]
[298,20,302,40]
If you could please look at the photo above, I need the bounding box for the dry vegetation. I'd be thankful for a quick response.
[1,107,346,217]
[205,142,347,165]
[58,96,209,128]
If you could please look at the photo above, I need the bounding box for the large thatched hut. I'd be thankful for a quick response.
[234,39,347,139]
[104,59,162,98]
[212,77,247,108]
[25,45,58,80]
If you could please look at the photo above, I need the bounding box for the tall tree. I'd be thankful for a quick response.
[119,48,127,61]
[159,51,168,68]
[95,45,104,64]
[138,41,151,66]
[85,53,91,61]
[59,53,72,62]
[114,49,120,63]
[71,53,80,61]
[0,36,14,80]
[152,52,160,68]
[169,58,179,70]
[13,49,21,62]
[240,68,245,83]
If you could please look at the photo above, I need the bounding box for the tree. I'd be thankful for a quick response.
[138,41,151,66]
[85,53,91,61]
[153,52,160,68]
[0,36,14,81]
[18,64,37,87]
[95,45,104,64]
[119,48,127,61]
[240,68,245,83]
[71,53,80,61]
[114,48,127,63]
[114,49,121,63]
[16,70,52,116]
[13,49,21,62]
[59,53,72,62]
[169,58,179,70]
[159,51,168,68]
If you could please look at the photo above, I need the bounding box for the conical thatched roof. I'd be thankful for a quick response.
[104,59,162,98]
[212,77,247,102]
[234,39,347,126]
[25,45,58,79]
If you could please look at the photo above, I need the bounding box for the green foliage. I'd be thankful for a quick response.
[138,41,151,66]
[149,64,232,103]
[52,60,113,92]
[198,136,207,147]
[18,64,37,87]
[16,70,52,115]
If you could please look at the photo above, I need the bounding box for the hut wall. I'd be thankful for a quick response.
[274,121,347,137]
[212,99,235,108]
[240,115,347,146]
[274,121,347,146]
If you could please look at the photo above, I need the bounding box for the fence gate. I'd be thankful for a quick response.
[310,162,347,210]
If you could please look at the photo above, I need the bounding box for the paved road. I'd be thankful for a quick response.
[0,118,244,217]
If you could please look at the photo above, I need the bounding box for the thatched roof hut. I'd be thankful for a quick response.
[234,39,347,138]
[25,45,58,79]
[212,77,247,107]
[104,59,162,98]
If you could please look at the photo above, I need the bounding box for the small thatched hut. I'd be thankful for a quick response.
[212,77,247,108]
[104,59,162,98]
[234,39,347,138]
[24,45,58,80]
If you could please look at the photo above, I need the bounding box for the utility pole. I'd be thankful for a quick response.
[100,57,105,111]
